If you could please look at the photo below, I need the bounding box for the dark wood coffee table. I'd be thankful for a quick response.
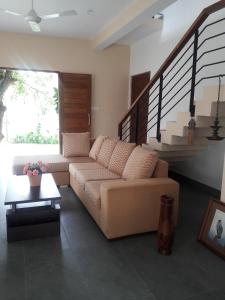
[5,174,61,242]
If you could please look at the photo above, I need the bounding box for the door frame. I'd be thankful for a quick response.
[130,71,150,144]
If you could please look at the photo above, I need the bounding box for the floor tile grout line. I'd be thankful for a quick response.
[22,243,29,300]
[60,212,73,251]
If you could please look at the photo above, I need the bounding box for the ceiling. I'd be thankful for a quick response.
[0,0,135,38]
[0,0,177,48]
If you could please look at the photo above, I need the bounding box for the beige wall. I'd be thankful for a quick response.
[0,31,130,137]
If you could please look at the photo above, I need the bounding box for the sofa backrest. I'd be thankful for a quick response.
[91,135,168,179]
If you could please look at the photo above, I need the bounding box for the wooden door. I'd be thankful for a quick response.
[59,73,91,151]
[130,71,150,144]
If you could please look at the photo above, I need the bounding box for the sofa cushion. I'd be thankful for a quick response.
[62,132,90,157]
[13,154,94,175]
[122,146,158,179]
[76,169,120,189]
[108,141,136,175]
[69,162,104,178]
[66,156,94,164]
[85,181,102,209]
[89,135,107,160]
[97,138,118,167]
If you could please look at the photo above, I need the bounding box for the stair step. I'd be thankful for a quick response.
[155,149,200,158]
[203,84,225,102]
[195,101,225,117]
[175,112,225,128]
[162,156,194,163]
[195,116,225,127]
[160,133,212,145]
[166,121,185,136]
[163,123,225,138]
[146,138,207,151]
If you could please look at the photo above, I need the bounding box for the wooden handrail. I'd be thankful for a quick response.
[119,0,225,125]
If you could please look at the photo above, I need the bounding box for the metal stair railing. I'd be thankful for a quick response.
[118,0,225,144]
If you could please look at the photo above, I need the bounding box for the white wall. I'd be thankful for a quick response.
[130,0,225,190]
[0,31,130,138]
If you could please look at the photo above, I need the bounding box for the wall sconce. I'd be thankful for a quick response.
[207,75,224,141]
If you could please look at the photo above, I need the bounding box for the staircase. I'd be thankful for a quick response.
[145,85,225,162]
[118,0,225,163]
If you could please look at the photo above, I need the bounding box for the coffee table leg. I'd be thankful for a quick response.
[11,203,16,212]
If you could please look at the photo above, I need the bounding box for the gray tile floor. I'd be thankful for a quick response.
[0,181,225,300]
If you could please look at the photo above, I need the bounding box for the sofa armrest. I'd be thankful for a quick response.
[99,178,179,239]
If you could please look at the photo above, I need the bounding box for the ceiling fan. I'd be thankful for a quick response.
[0,0,77,32]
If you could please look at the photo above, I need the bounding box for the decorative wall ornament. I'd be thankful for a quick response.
[207,75,224,141]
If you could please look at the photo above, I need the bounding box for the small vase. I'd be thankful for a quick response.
[28,174,42,187]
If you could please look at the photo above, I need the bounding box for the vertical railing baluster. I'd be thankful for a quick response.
[156,75,163,142]
[190,29,199,117]
[135,103,139,144]
[118,122,122,140]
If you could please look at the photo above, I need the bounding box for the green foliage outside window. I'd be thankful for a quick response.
[13,123,58,144]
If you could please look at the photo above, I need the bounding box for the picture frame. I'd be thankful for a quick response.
[198,198,225,260]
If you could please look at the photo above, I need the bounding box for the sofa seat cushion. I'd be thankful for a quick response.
[85,180,124,209]
[108,141,136,175]
[76,169,120,189]
[13,154,94,175]
[69,162,105,178]
[85,181,102,209]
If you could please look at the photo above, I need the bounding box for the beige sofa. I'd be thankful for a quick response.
[13,136,179,239]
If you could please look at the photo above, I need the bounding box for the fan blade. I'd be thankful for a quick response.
[0,8,21,16]
[41,10,77,20]
[29,21,41,32]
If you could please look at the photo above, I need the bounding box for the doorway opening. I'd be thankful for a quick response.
[1,69,59,156]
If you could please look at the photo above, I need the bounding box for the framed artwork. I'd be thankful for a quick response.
[198,198,225,260]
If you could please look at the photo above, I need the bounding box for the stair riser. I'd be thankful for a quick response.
[195,102,225,117]
[147,140,207,151]
[175,113,225,128]
[157,150,200,158]
[203,85,225,103]
[160,134,214,145]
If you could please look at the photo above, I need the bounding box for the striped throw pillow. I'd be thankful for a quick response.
[108,141,136,175]
[62,132,90,158]
[122,146,158,179]
[97,138,118,168]
[89,135,108,160]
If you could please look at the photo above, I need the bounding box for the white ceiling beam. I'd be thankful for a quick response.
[92,0,177,50]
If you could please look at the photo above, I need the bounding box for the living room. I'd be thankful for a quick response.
[0,0,225,299]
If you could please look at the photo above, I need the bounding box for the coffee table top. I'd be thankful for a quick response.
[5,174,61,205]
